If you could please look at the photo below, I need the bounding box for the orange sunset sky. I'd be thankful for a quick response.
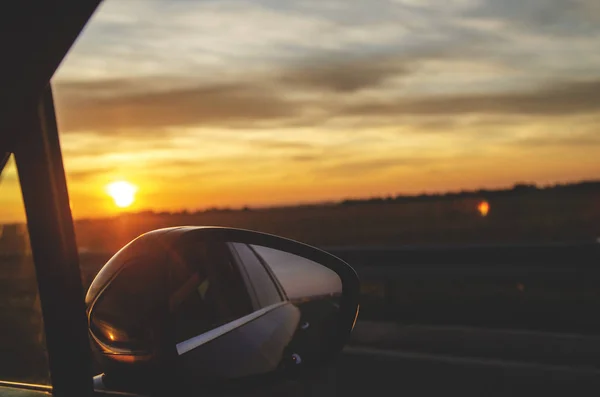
[2,0,600,222]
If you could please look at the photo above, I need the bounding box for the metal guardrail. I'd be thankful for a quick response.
[325,241,600,269]
[3,240,599,282]
[324,242,600,335]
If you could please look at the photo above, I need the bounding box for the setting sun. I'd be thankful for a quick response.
[106,181,137,208]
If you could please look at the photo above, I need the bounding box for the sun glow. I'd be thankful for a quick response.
[106,181,137,208]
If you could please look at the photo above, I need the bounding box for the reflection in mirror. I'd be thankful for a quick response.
[251,245,343,301]
[87,227,358,395]
[175,242,344,382]
[250,244,343,367]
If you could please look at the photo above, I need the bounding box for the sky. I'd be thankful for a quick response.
[1,0,600,221]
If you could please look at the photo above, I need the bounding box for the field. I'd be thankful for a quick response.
[1,181,599,384]
[72,182,600,253]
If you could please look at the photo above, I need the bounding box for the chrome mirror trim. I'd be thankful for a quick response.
[176,301,287,355]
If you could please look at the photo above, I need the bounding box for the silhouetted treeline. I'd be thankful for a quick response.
[63,180,600,253]
[340,181,600,206]
[3,180,599,254]
[77,180,600,216]
[102,180,600,214]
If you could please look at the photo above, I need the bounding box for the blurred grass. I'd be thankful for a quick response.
[73,191,600,253]
[0,256,49,385]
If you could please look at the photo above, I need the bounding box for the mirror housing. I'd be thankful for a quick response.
[86,227,360,394]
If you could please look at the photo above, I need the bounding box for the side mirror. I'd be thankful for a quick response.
[85,227,360,394]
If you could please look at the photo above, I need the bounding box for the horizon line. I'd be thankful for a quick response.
[71,178,600,222]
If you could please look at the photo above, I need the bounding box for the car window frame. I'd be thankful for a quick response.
[170,238,255,346]
[0,1,103,394]
[227,243,286,308]
[224,243,261,311]
[0,87,94,396]
[247,244,288,301]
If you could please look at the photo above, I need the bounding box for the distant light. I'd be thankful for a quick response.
[107,332,115,341]
[291,353,302,364]
[477,201,490,217]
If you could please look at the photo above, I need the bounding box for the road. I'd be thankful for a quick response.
[331,321,600,396]
[334,347,600,397]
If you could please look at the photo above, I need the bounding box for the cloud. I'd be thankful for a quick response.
[466,0,600,38]
[347,80,600,117]
[54,77,198,101]
[244,139,316,151]
[312,157,432,177]
[291,154,320,162]
[64,156,230,183]
[53,53,415,133]
[54,0,600,89]
[278,55,411,92]
[67,166,120,182]
[59,132,181,158]
[514,130,600,148]
[51,0,600,136]
[54,76,600,139]
[54,81,303,133]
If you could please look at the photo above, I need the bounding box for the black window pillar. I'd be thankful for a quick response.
[14,86,93,397]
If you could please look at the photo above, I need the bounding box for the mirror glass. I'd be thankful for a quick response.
[87,230,349,392]
[172,242,343,382]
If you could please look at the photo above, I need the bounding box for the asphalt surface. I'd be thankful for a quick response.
[349,321,600,368]
[337,321,600,396]
[335,347,600,397]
